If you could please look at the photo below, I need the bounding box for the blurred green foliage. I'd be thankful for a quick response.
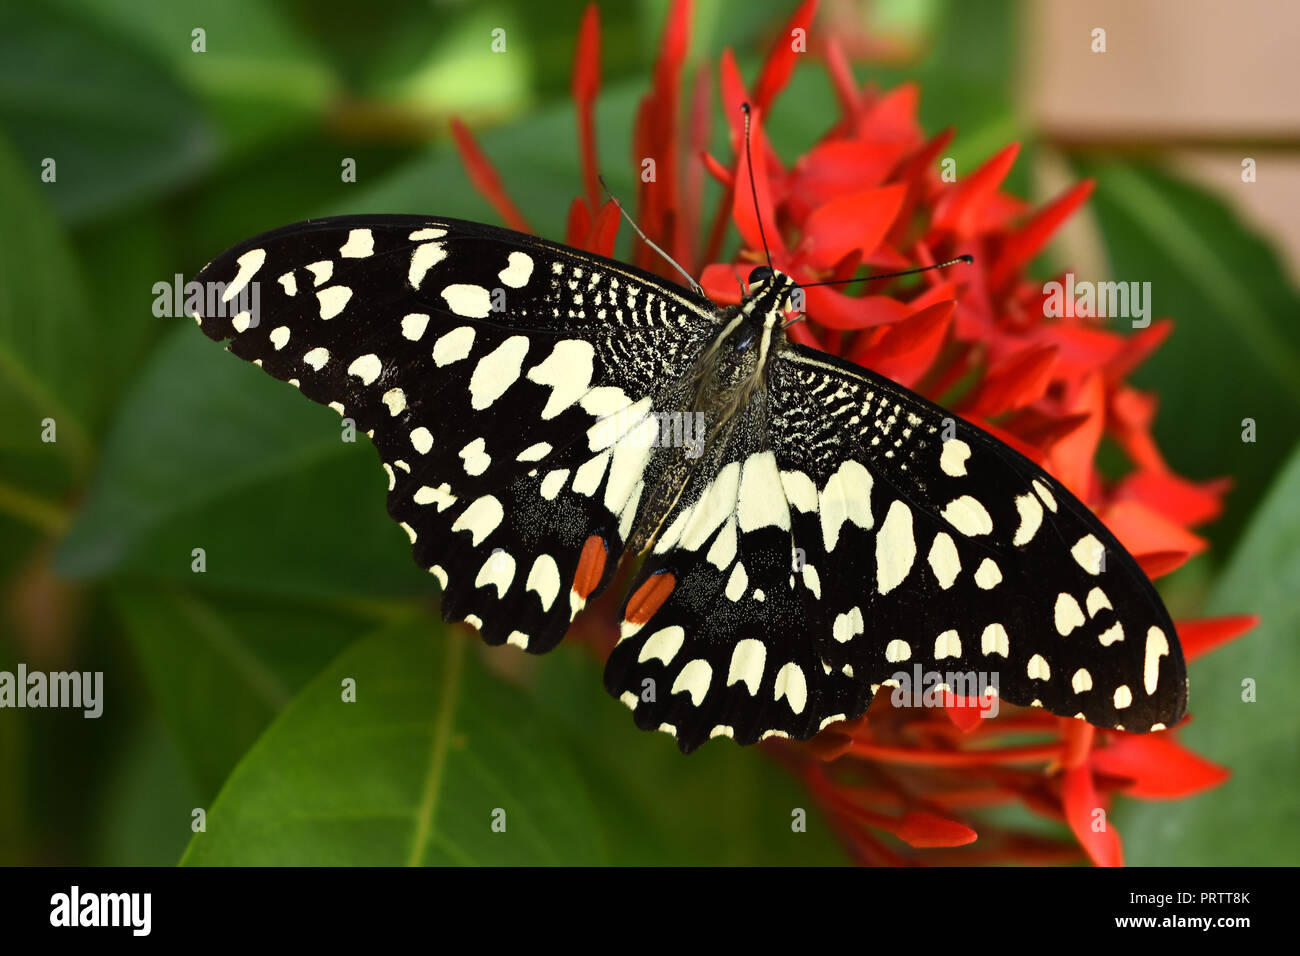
[1,0,1296,865]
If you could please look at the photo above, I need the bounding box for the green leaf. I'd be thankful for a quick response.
[95,719,202,865]
[1076,159,1300,549]
[0,4,217,223]
[183,619,609,865]
[111,584,364,798]
[0,134,94,483]
[56,0,336,158]
[527,646,849,865]
[1115,438,1300,864]
[55,326,430,599]
[183,618,847,865]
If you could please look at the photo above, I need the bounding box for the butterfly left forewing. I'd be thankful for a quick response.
[192,215,721,653]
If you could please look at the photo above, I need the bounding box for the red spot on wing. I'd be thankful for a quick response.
[625,571,676,625]
[572,535,608,600]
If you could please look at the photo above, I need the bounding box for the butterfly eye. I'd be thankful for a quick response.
[748,266,774,286]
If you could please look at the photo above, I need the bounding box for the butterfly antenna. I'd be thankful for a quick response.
[597,175,705,298]
[741,103,774,272]
[801,255,974,289]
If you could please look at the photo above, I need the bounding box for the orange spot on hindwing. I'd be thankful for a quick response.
[625,571,677,625]
[572,535,608,600]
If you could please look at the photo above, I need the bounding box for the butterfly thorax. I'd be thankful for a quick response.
[626,271,797,554]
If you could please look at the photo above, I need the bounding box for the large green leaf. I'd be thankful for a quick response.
[56,0,336,159]
[183,618,846,865]
[0,134,94,514]
[1115,439,1300,865]
[1077,159,1300,550]
[0,4,216,223]
[183,620,608,865]
[111,584,367,798]
[55,326,430,599]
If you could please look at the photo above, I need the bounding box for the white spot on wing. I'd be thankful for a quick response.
[974,558,1002,589]
[981,623,1009,657]
[726,639,766,695]
[875,500,916,595]
[339,228,374,258]
[1013,493,1043,546]
[941,495,993,536]
[737,451,790,532]
[525,554,561,612]
[940,438,971,477]
[1143,626,1169,695]
[927,532,960,589]
[475,551,516,597]
[409,427,433,454]
[450,494,503,545]
[222,248,265,303]
[497,251,534,288]
[305,260,332,286]
[401,313,430,341]
[347,354,382,386]
[885,639,911,663]
[432,326,475,366]
[469,335,528,409]
[458,437,491,476]
[526,340,595,419]
[819,459,874,551]
[317,285,352,319]
[1071,534,1105,574]
[1054,592,1085,636]
[672,659,713,706]
[408,241,447,288]
[441,283,492,318]
[773,663,807,714]
[639,626,685,665]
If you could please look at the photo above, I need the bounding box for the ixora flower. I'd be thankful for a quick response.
[450,0,1257,865]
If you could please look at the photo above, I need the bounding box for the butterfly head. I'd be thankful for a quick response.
[739,265,800,334]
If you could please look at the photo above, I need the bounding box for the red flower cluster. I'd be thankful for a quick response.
[451,0,1256,865]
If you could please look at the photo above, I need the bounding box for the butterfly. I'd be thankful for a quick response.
[190,211,1186,753]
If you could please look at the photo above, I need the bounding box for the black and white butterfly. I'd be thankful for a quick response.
[190,213,1186,753]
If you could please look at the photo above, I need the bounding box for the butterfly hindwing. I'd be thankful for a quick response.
[191,215,720,653]
[606,344,1185,752]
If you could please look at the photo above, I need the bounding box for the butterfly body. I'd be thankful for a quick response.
[192,214,1186,752]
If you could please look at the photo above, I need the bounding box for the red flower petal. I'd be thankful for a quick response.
[729,104,787,259]
[785,141,905,221]
[449,117,532,233]
[805,285,909,331]
[962,344,1058,418]
[852,300,954,385]
[1090,733,1230,799]
[799,184,907,270]
[895,811,979,848]
[1177,615,1258,662]
[565,196,591,248]
[930,142,1021,237]
[584,199,621,258]
[989,180,1094,289]
[571,3,602,213]
[1112,470,1225,528]
[753,0,819,115]
[1099,499,1208,564]
[1062,764,1124,867]
[1135,550,1192,579]
[1047,371,1105,499]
